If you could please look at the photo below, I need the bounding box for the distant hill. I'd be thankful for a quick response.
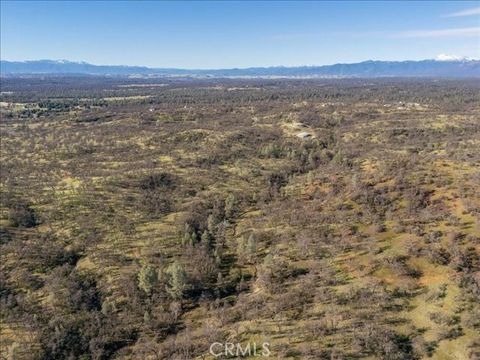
[1,59,479,78]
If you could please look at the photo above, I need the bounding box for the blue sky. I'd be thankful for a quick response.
[1,1,479,68]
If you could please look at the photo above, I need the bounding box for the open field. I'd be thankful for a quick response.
[0,77,479,359]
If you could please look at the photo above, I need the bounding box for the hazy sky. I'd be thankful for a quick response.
[1,1,479,68]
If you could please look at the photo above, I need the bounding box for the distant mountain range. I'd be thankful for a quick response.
[1,59,479,78]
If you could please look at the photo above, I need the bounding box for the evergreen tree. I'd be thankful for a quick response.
[207,213,219,234]
[246,234,257,262]
[224,193,237,219]
[166,261,188,300]
[182,223,196,246]
[201,230,212,249]
[237,234,257,264]
[137,264,158,295]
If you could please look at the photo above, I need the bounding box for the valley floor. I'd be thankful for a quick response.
[0,78,479,359]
